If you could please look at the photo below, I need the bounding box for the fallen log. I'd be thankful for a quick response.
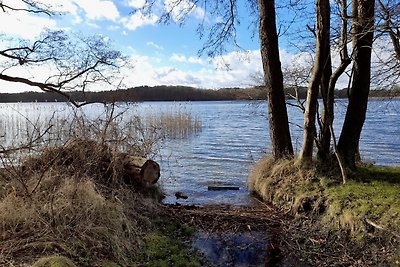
[117,154,160,188]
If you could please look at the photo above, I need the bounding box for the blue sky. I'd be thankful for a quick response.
[1,0,369,93]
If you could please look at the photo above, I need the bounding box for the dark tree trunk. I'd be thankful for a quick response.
[258,0,293,159]
[318,0,351,161]
[298,0,331,164]
[338,0,375,170]
[318,52,333,161]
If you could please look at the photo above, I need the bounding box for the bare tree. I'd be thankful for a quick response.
[317,0,351,161]
[0,1,127,107]
[372,0,400,87]
[0,0,54,15]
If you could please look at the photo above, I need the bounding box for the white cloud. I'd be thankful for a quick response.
[170,53,204,64]
[127,0,147,9]
[118,50,262,89]
[0,6,57,39]
[187,56,204,64]
[72,0,120,21]
[170,53,187,62]
[121,11,158,31]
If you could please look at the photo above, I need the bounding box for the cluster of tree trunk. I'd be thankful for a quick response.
[258,0,380,178]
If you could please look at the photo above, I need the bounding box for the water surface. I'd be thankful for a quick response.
[1,99,399,206]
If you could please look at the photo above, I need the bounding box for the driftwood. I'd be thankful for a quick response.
[114,153,160,188]
[208,186,240,191]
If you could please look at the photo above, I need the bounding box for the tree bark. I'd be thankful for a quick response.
[258,0,293,159]
[318,0,351,161]
[338,0,375,170]
[298,0,331,165]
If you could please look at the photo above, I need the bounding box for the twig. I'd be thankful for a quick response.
[329,124,347,184]
[365,219,400,239]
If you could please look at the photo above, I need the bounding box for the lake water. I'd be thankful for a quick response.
[1,99,399,206]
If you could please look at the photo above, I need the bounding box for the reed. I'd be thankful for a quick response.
[0,102,202,156]
[143,105,202,139]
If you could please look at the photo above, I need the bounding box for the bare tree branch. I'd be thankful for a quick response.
[1,30,127,107]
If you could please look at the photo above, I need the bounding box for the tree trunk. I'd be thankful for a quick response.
[318,50,333,161]
[338,0,375,171]
[318,0,351,161]
[298,0,331,165]
[258,0,293,159]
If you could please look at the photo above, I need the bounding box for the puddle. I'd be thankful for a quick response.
[192,231,270,267]
[192,230,306,267]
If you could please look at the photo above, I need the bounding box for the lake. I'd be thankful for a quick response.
[1,99,399,206]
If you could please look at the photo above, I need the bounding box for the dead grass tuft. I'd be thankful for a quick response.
[143,106,202,139]
[248,156,317,210]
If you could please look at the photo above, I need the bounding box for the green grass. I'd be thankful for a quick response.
[135,222,201,267]
[322,166,400,236]
[249,157,400,238]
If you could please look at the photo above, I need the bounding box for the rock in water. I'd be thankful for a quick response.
[175,191,189,199]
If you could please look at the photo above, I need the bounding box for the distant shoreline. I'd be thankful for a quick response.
[1,85,399,103]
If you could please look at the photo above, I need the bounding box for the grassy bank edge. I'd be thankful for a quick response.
[248,156,400,264]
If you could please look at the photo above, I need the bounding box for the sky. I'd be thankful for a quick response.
[1,0,394,93]
[0,0,321,93]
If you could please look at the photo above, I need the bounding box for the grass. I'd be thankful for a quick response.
[136,221,201,267]
[0,102,204,266]
[248,157,400,265]
[0,103,202,155]
[248,156,400,238]
[142,105,202,139]
[323,166,400,236]
[0,141,162,266]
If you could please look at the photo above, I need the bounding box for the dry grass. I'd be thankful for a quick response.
[0,104,167,266]
[0,103,202,163]
[248,156,317,210]
[0,139,163,266]
[143,105,202,139]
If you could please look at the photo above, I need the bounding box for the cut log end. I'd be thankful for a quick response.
[140,159,160,187]
[114,152,160,188]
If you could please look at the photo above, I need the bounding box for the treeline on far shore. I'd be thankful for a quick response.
[1,85,399,103]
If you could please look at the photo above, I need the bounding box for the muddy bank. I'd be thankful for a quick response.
[163,202,399,266]
[163,203,302,266]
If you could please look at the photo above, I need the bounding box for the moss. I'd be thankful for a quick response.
[136,222,201,267]
[322,168,400,236]
[31,256,77,267]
